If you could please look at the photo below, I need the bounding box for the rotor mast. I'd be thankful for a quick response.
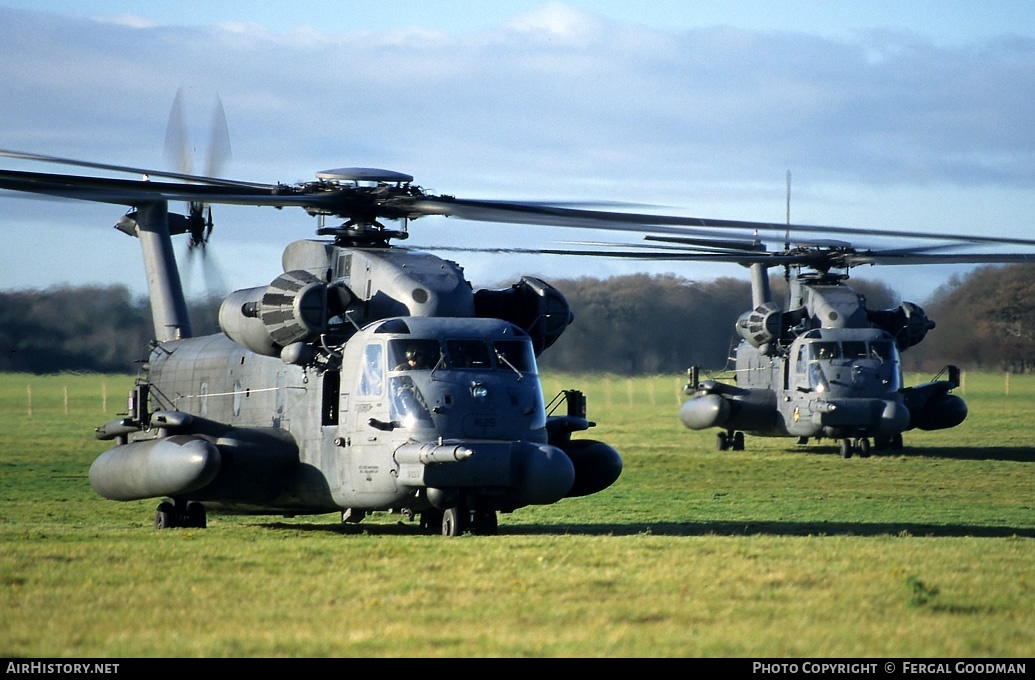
[117,201,192,342]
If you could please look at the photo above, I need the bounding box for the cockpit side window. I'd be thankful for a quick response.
[359,343,384,396]
[810,342,841,360]
[493,340,536,373]
[870,341,895,361]
[390,339,441,371]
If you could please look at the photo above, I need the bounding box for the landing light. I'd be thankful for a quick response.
[471,383,489,399]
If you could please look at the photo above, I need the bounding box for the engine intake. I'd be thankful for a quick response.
[736,302,782,354]
[220,270,348,359]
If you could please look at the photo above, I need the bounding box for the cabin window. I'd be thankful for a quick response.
[275,371,285,417]
[359,344,384,396]
[322,370,340,426]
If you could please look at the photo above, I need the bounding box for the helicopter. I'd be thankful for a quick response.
[659,226,1035,458]
[0,142,686,536]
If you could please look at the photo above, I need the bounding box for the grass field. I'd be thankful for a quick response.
[1,371,1033,658]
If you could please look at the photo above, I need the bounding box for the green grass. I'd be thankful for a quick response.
[1,371,1033,657]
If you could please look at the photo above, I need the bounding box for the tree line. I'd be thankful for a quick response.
[3,263,1034,375]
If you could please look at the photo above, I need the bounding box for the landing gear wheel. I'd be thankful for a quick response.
[185,502,207,528]
[839,439,853,459]
[442,506,467,537]
[856,438,871,458]
[470,510,498,536]
[154,499,206,529]
[732,431,745,451]
[716,432,728,451]
[420,508,444,534]
[891,433,904,451]
[154,501,177,530]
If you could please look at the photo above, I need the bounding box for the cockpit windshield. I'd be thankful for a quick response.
[807,339,898,363]
[798,336,901,392]
[388,338,537,374]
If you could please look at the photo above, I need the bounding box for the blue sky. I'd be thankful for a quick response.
[1,1,1034,304]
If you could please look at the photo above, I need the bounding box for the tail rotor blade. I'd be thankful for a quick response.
[206,95,232,178]
[164,86,192,176]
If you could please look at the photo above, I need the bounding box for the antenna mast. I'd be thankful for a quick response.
[785,169,791,250]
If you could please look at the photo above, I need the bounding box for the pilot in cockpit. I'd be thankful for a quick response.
[396,346,430,371]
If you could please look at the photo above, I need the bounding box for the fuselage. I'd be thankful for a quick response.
[92,315,618,517]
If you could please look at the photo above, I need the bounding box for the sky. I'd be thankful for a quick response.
[1,1,1034,306]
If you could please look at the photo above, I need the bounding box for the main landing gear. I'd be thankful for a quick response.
[838,438,871,459]
[839,432,905,458]
[154,498,207,529]
[421,504,498,537]
[716,430,745,451]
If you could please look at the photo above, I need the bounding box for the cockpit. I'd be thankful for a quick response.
[793,330,902,394]
[373,333,541,431]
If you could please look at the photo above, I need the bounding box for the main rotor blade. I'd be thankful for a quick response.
[421,241,1035,269]
[0,169,326,209]
[845,252,1035,266]
[4,155,1035,256]
[407,196,1035,249]
[0,149,267,190]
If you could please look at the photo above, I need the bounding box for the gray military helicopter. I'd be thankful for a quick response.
[656,228,1035,458]
[0,144,672,535]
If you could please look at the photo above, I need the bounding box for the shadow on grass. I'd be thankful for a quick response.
[255,518,1035,539]
[792,445,1035,463]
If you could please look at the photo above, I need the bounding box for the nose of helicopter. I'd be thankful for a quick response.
[818,398,910,436]
[397,439,576,507]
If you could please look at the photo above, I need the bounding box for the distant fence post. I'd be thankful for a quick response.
[27,384,32,417]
